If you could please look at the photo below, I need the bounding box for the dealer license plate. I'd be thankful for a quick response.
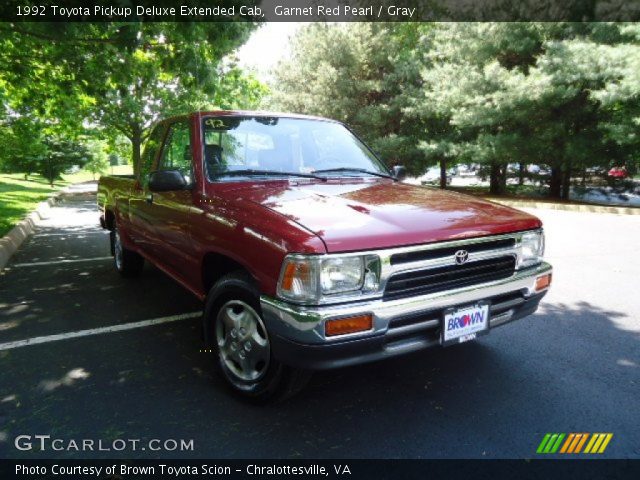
[442,304,490,345]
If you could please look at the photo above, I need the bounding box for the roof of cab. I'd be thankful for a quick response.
[194,110,340,123]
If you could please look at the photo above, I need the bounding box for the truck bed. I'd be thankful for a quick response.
[97,174,137,228]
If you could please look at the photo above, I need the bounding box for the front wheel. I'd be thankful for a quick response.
[204,271,311,403]
[110,223,144,278]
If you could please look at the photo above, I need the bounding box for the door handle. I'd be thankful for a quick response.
[145,193,153,204]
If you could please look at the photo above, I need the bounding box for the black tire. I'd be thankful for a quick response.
[203,271,311,403]
[111,223,144,278]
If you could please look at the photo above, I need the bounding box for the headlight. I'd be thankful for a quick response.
[321,257,363,294]
[278,254,381,304]
[518,230,545,268]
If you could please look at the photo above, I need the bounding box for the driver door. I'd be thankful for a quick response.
[147,119,198,282]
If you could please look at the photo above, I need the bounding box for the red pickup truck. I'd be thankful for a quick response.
[98,111,552,401]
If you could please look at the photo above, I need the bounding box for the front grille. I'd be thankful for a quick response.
[390,238,515,265]
[384,255,516,300]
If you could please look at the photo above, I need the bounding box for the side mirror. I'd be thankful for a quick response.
[392,165,407,181]
[148,170,188,192]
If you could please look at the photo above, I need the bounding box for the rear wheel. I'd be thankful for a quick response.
[110,223,144,278]
[204,271,311,403]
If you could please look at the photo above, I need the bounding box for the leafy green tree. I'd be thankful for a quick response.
[84,140,110,180]
[0,117,48,178]
[39,137,91,186]
[0,22,264,174]
[419,23,640,198]
[270,22,639,198]
[267,23,428,172]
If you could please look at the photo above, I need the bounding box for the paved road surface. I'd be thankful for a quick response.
[0,193,638,459]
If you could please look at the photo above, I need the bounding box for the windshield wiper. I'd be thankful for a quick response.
[216,169,327,182]
[314,167,396,180]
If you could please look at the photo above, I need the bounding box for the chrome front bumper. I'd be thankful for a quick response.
[261,262,551,344]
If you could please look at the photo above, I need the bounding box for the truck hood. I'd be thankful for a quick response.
[226,179,541,252]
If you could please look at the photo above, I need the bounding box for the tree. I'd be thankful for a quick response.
[0,117,48,178]
[84,140,110,180]
[267,23,428,173]
[419,23,640,198]
[0,21,264,174]
[38,138,90,186]
[269,23,639,199]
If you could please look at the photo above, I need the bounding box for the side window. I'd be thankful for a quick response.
[140,124,166,188]
[159,121,193,184]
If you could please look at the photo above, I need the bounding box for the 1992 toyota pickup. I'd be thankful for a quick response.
[98,111,552,401]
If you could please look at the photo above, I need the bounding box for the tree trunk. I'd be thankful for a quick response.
[549,166,562,199]
[131,131,142,177]
[439,158,447,189]
[561,160,572,201]
[518,163,525,186]
[45,157,54,187]
[489,163,507,195]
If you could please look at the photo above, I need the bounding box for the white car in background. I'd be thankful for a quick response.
[418,167,452,185]
[457,164,479,177]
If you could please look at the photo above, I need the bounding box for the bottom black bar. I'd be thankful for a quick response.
[1,459,639,480]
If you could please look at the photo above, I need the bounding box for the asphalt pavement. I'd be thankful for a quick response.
[0,193,638,459]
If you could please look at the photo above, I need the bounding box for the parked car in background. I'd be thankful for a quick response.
[526,164,551,176]
[418,166,452,185]
[457,164,478,177]
[538,165,551,176]
[586,166,606,177]
[98,111,552,402]
[608,166,628,179]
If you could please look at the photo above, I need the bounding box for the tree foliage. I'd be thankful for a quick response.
[268,22,640,199]
[420,23,640,198]
[267,23,429,173]
[0,21,265,175]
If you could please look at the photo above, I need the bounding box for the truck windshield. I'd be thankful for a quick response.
[202,116,389,181]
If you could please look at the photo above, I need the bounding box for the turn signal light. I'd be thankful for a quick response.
[325,314,373,337]
[535,274,552,291]
[281,260,311,291]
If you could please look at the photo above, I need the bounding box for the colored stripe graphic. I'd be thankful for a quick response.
[597,434,613,453]
[568,433,584,453]
[549,434,565,453]
[538,433,613,454]
[560,433,575,453]
[537,434,552,453]
[544,434,559,453]
[584,434,599,453]
[537,433,565,453]
[574,433,589,453]
[584,433,613,454]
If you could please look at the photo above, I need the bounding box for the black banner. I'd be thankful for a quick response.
[0,0,639,22]
[1,459,640,480]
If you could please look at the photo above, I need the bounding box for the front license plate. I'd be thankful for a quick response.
[442,304,490,345]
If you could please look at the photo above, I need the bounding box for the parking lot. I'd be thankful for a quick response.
[0,193,638,459]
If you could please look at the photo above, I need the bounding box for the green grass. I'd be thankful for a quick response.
[0,165,133,237]
[0,174,63,237]
[62,164,133,184]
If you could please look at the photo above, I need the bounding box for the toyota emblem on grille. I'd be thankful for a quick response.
[454,249,469,265]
